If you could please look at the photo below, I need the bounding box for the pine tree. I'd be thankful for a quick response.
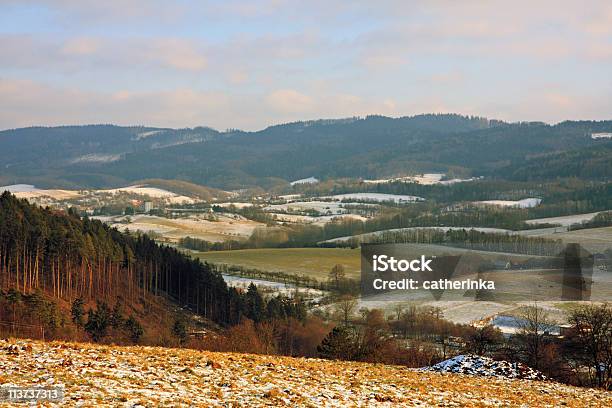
[317,326,356,360]
[172,318,188,345]
[110,301,124,329]
[85,302,111,342]
[71,297,85,327]
[245,283,265,323]
[124,315,144,344]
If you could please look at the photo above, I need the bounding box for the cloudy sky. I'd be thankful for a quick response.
[1,0,611,130]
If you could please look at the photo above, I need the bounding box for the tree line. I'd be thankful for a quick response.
[0,192,307,332]
[314,300,612,390]
[324,229,563,257]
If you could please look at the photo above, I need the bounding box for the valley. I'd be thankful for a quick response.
[4,1,612,403]
[1,115,611,396]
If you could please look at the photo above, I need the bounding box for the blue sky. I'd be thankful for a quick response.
[1,0,611,130]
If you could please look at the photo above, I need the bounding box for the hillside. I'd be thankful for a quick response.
[1,339,609,407]
[0,191,261,341]
[132,179,231,201]
[494,142,612,181]
[2,115,611,189]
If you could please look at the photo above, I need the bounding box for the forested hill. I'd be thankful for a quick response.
[1,115,611,189]
[493,142,612,181]
[0,192,231,324]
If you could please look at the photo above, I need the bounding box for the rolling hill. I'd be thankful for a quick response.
[1,115,611,190]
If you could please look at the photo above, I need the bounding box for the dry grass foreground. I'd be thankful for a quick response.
[1,339,610,407]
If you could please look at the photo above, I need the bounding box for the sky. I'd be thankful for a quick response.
[1,0,611,131]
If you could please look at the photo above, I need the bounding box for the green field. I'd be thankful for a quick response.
[196,248,361,280]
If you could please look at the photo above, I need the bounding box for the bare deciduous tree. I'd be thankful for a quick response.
[334,295,357,326]
[517,304,556,370]
[328,264,346,290]
[567,303,612,389]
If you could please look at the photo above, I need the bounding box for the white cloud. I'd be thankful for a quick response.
[1,1,612,129]
[266,89,314,113]
[147,39,208,71]
[61,37,99,55]
[0,79,228,129]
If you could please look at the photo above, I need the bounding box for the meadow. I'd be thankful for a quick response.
[196,247,362,280]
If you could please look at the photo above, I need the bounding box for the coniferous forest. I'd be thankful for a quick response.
[0,192,302,333]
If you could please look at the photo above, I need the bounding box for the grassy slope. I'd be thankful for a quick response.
[194,244,554,281]
[196,248,362,280]
[1,339,610,407]
[543,226,612,245]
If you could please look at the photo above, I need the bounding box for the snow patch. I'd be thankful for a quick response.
[290,177,319,186]
[328,193,424,204]
[475,198,541,208]
[363,173,479,185]
[0,184,37,193]
[102,185,195,204]
[423,354,546,380]
[71,153,122,164]
[0,185,81,200]
[136,130,164,140]
[526,211,604,226]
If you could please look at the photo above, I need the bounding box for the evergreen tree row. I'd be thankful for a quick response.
[0,192,304,327]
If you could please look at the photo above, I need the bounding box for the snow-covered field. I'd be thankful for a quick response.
[351,298,515,325]
[70,153,122,163]
[277,194,302,200]
[101,185,195,204]
[290,176,318,186]
[3,339,607,407]
[0,184,37,193]
[426,301,515,325]
[322,226,514,244]
[1,184,198,204]
[328,193,424,203]
[526,211,603,226]
[0,184,82,200]
[136,129,164,139]
[363,173,479,185]
[97,214,264,242]
[222,275,325,300]
[271,213,367,225]
[264,201,347,215]
[475,198,541,208]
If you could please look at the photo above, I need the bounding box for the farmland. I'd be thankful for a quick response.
[196,247,361,280]
[526,211,602,226]
[538,226,612,251]
[2,339,610,407]
[97,214,265,243]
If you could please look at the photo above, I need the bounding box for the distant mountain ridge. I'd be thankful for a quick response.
[1,114,611,189]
